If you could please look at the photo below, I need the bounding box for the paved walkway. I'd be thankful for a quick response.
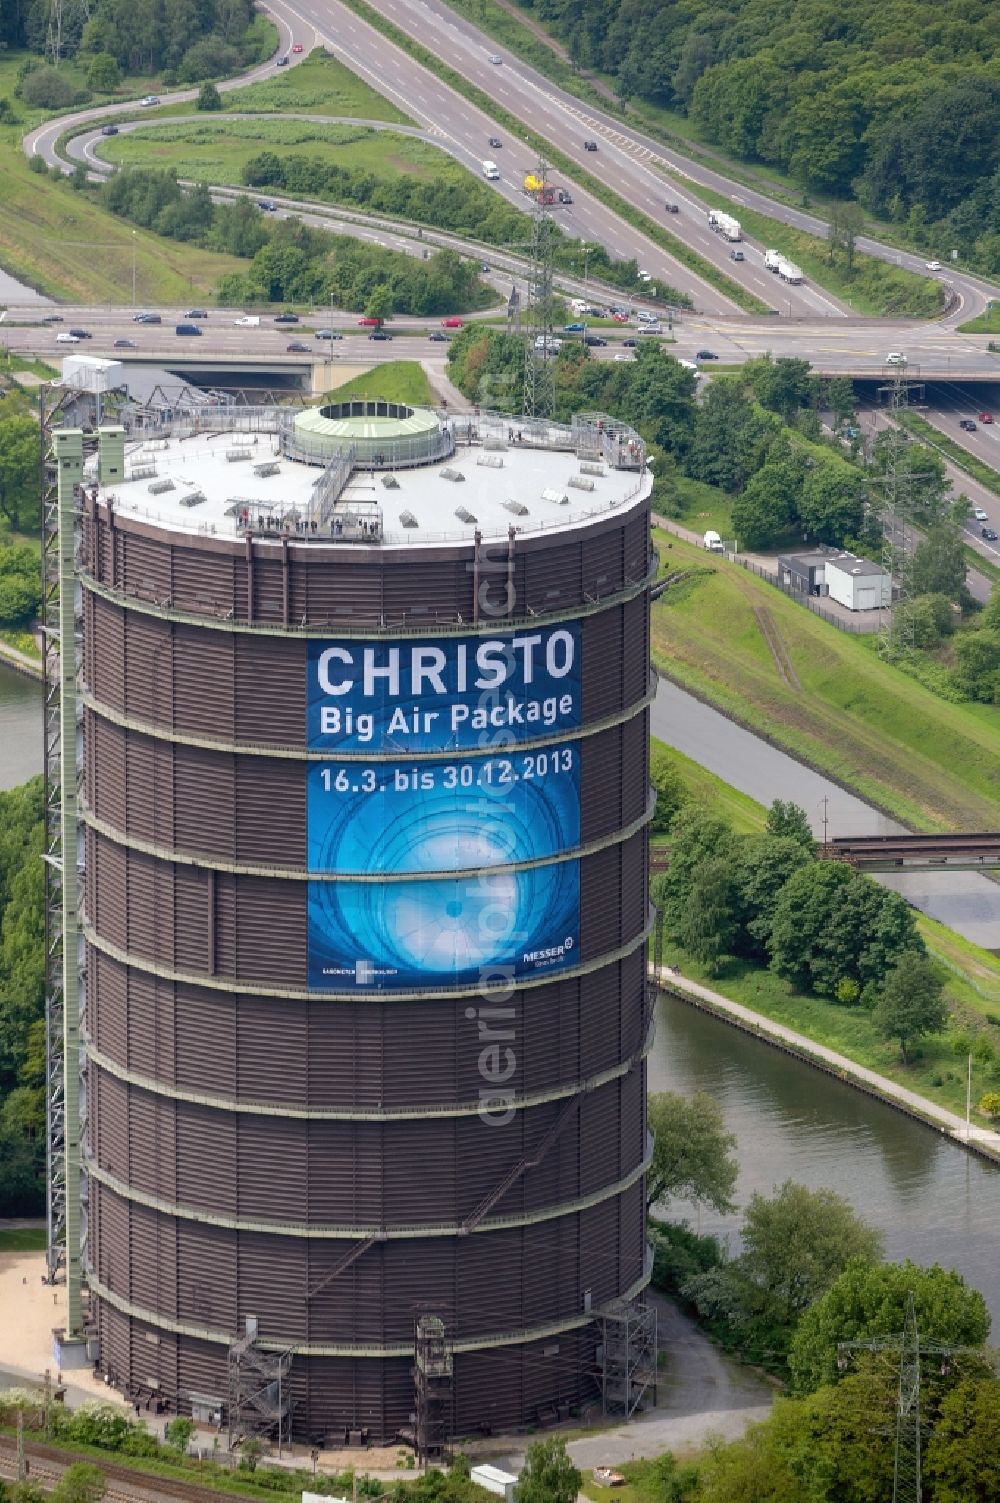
[652,965,1000,1155]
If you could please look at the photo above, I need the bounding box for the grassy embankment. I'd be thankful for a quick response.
[336,0,769,315]
[325,361,434,405]
[218,48,410,121]
[0,46,263,303]
[958,306,1000,334]
[650,529,1000,832]
[650,737,1000,1128]
[100,118,472,193]
[440,0,971,314]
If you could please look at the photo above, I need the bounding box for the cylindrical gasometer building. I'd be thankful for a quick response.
[70,401,655,1443]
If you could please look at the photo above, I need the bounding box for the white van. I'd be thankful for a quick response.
[704,530,724,552]
[481,160,500,180]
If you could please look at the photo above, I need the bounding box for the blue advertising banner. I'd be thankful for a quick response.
[307,861,579,990]
[307,744,580,875]
[307,625,580,754]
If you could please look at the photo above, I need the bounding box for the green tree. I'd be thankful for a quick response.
[978,1091,1000,1122]
[731,456,802,548]
[765,800,813,848]
[50,1464,106,1503]
[769,861,922,996]
[0,416,40,531]
[910,523,967,601]
[364,283,395,326]
[656,807,734,937]
[951,629,1000,704]
[925,1377,1000,1503]
[788,1258,990,1394]
[649,741,687,835]
[196,81,222,111]
[647,1090,738,1215]
[687,377,778,493]
[872,951,948,1062]
[164,1416,194,1454]
[797,465,866,547]
[695,1421,801,1503]
[86,53,120,92]
[515,1438,580,1503]
[732,835,813,961]
[689,1183,882,1367]
[744,356,815,421]
[682,856,738,972]
[826,376,857,429]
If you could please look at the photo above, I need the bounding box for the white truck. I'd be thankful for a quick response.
[708,209,741,241]
[234,315,260,327]
[776,258,804,284]
[763,248,782,272]
[481,159,500,180]
[704,529,724,552]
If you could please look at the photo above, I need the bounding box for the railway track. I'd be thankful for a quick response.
[827,831,1000,869]
[0,1434,268,1503]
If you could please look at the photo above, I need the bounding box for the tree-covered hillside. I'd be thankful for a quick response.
[519,0,1000,271]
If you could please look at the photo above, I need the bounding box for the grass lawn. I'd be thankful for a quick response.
[661,475,735,540]
[0,349,57,379]
[652,735,767,835]
[0,1226,45,1251]
[219,48,409,122]
[650,529,1000,831]
[958,307,1000,334]
[326,360,434,405]
[0,142,245,302]
[101,118,467,190]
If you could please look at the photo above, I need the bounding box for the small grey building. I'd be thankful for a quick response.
[777,550,831,596]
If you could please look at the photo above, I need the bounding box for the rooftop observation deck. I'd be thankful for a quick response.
[81,402,648,549]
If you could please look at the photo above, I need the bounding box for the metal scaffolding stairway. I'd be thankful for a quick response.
[227,1331,293,1453]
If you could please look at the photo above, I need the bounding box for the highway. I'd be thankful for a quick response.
[346,0,1000,324]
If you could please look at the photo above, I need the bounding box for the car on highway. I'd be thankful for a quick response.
[68,328,92,339]
[959,419,977,431]
[730,249,744,261]
[175,323,202,335]
[696,349,718,360]
[488,54,502,64]
[665,203,679,213]
[637,324,661,335]
[488,136,501,148]
[926,260,942,270]
[133,311,161,323]
[358,317,380,326]
[292,42,303,52]
[583,139,598,151]
[611,311,629,323]
[613,353,635,362]
[885,351,907,365]
[101,125,118,137]
[622,338,637,347]
[113,338,136,348]
[637,270,652,282]
[55,333,80,343]
[982,526,998,541]
[564,322,586,332]
[584,335,607,346]
[557,188,572,203]
[274,312,299,323]
[257,198,277,211]
[979,412,994,423]
[276,55,289,66]
[184,308,208,319]
[43,314,63,322]
[973,507,989,522]
[286,341,309,352]
[369,331,392,340]
[428,332,451,342]
[139,95,159,107]
[442,317,464,327]
[315,330,343,340]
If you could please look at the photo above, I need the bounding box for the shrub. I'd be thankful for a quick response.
[20,68,88,111]
[86,53,120,92]
[177,35,240,83]
[28,155,48,175]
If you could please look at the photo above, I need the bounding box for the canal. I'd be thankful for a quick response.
[0,664,43,792]
[650,991,1000,1326]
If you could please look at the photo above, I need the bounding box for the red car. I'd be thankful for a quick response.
[358,317,380,326]
[291,42,303,52]
[979,412,994,424]
[441,317,464,328]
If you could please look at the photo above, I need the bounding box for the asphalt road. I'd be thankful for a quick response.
[353,0,1000,324]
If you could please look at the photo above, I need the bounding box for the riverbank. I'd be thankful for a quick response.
[651,966,1000,1166]
[0,638,42,683]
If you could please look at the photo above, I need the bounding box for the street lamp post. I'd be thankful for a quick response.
[131,230,136,307]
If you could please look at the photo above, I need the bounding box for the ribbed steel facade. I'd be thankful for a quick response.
[79,486,654,1441]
